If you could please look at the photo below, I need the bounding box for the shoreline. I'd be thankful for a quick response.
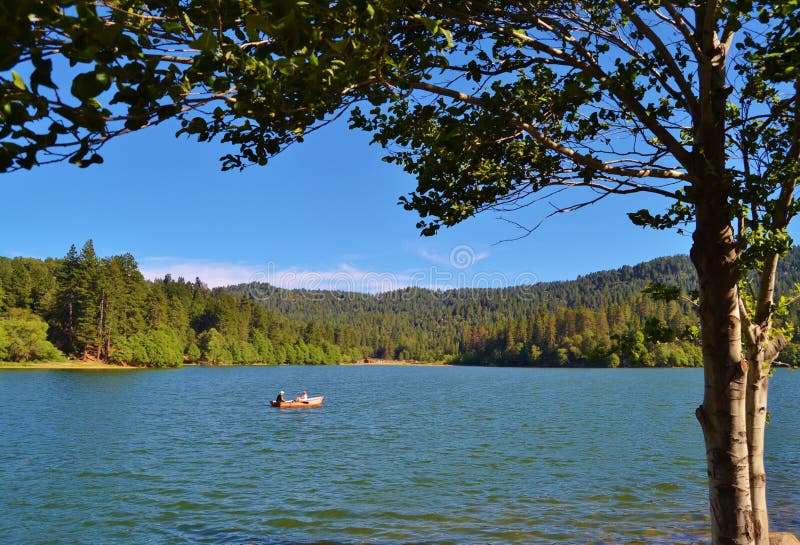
[0,361,139,370]
[339,359,449,366]
[186,361,451,367]
[0,360,449,370]
[10,361,793,371]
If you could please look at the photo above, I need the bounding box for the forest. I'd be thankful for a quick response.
[2,241,800,368]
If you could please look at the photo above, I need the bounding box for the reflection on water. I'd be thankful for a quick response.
[1,366,797,545]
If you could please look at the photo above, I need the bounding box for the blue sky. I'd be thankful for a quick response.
[3,116,706,290]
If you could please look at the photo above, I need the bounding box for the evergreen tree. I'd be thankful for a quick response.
[100,253,147,360]
[3,243,800,374]
[51,244,80,354]
[74,240,101,359]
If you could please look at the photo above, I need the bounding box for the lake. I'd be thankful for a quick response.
[1,366,798,545]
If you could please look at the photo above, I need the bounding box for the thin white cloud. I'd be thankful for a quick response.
[138,251,531,294]
[139,258,418,293]
[251,263,419,293]
[417,249,449,265]
[140,258,263,288]
[417,245,490,269]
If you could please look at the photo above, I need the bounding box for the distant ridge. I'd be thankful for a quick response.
[221,249,800,367]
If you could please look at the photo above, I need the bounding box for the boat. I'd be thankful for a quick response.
[270,396,324,408]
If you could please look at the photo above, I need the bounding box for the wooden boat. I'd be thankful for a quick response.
[270,396,324,408]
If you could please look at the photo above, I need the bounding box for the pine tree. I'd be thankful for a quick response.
[73,240,101,359]
[51,244,80,354]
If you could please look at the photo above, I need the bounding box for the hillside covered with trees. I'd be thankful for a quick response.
[0,241,363,366]
[2,241,800,368]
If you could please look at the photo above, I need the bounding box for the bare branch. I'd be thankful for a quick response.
[493,187,617,243]
[660,3,702,61]
[613,0,699,119]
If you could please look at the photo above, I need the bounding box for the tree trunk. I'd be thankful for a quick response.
[67,299,75,353]
[745,254,778,545]
[751,76,800,539]
[743,251,787,545]
[746,345,769,545]
[691,5,754,542]
[744,328,786,545]
[691,213,753,545]
[97,292,105,360]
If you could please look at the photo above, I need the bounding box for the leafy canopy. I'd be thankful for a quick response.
[1,0,798,254]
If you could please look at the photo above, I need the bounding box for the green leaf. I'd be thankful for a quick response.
[245,14,270,41]
[414,15,440,34]
[185,117,207,134]
[440,28,454,48]
[11,71,27,91]
[191,30,218,53]
[182,12,196,35]
[70,71,112,101]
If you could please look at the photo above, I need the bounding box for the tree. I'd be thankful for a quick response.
[0,308,63,362]
[729,8,800,538]
[99,253,148,360]
[51,244,81,353]
[6,259,33,308]
[74,239,101,358]
[198,327,232,363]
[2,2,799,543]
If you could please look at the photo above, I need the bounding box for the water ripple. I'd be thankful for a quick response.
[0,366,798,545]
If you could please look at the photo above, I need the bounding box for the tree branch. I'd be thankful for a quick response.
[738,298,759,346]
[613,0,699,119]
[660,3,702,62]
[407,80,690,185]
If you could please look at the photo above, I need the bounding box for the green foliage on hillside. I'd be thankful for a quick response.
[2,243,799,367]
[232,255,707,367]
[0,308,64,362]
[0,241,364,366]
[231,250,800,367]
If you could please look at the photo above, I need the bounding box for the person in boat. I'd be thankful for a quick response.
[275,390,285,404]
[295,390,308,402]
